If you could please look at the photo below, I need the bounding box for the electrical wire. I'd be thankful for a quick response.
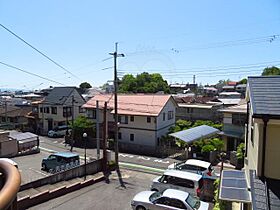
[0,23,80,80]
[0,61,66,86]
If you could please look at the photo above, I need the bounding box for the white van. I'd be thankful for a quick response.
[48,125,70,137]
[151,170,203,198]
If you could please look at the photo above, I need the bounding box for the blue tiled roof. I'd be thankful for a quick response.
[248,76,280,117]
[169,125,219,143]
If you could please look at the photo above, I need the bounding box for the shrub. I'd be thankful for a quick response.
[236,143,245,160]
[210,138,224,151]
[201,144,215,153]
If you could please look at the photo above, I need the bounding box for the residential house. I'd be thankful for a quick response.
[0,105,32,130]
[175,96,223,122]
[170,83,197,94]
[219,102,247,152]
[217,91,242,107]
[37,87,86,134]
[244,76,280,209]
[83,94,177,154]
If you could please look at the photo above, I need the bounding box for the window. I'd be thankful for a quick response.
[87,109,96,119]
[124,116,128,124]
[168,111,174,120]
[63,107,72,117]
[232,113,246,125]
[169,199,187,209]
[118,115,122,123]
[44,107,50,113]
[2,117,5,122]
[118,132,122,140]
[40,107,43,113]
[130,116,134,122]
[187,108,193,113]
[163,112,166,121]
[147,117,151,123]
[51,107,57,114]
[79,106,85,113]
[130,134,134,141]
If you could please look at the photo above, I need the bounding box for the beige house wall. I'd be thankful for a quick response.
[265,123,280,179]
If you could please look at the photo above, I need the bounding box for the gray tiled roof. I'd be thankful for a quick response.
[44,87,77,105]
[248,76,280,116]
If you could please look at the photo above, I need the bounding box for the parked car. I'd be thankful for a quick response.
[168,159,213,176]
[48,125,70,137]
[41,152,79,172]
[131,189,209,210]
[151,170,204,198]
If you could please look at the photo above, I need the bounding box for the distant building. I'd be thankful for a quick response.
[174,96,223,122]
[219,102,247,152]
[170,83,197,94]
[37,87,86,135]
[83,94,177,154]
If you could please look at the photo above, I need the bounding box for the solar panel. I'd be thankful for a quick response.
[222,178,247,188]
[220,187,251,203]
[219,170,251,203]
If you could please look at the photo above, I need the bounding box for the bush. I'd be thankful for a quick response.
[213,179,227,210]
[236,143,245,160]
[201,144,215,153]
[210,138,224,151]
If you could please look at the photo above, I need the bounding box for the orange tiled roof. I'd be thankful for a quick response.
[83,94,173,116]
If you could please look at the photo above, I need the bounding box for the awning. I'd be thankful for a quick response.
[219,131,244,139]
[219,170,251,203]
[168,125,219,143]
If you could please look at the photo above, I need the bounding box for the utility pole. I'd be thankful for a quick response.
[4,98,7,125]
[103,102,107,170]
[193,75,196,84]
[70,96,75,152]
[96,100,100,159]
[109,42,124,170]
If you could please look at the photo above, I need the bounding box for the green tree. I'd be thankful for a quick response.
[79,82,92,93]
[262,66,280,76]
[119,72,170,93]
[71,116,95,140]
[239,78,247,84]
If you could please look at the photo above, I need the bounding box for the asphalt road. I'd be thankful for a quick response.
[29,169,158,210]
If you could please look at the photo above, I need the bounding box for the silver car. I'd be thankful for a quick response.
[131,189,209,210]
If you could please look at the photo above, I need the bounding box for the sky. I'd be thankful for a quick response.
[0,0,280,90]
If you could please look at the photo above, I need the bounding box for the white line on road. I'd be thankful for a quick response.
[29,168,49,177]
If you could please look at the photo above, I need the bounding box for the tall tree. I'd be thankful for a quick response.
[239,78,247,84]
[262,66,280,76]
[79,82,92,93]
[119,72,170,93]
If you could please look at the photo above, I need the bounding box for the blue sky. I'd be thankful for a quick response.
[0,0,280,90]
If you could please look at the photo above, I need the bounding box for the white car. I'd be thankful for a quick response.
[48,125,70,138]
[131,189,209,210]
[168,159,213,176]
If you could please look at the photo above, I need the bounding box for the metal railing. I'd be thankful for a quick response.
[0,160,21,210]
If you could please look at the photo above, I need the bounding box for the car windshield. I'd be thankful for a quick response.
[186,194,200,210]
[149,192,161,202]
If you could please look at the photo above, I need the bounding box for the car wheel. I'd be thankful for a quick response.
[53,134,57,138]
[136,206,146,210]
[42,163,47,171]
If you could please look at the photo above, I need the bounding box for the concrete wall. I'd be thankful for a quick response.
[20,159,103,191]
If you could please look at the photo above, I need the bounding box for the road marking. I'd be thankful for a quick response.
[137,156,151,161]
[119,162,165,174]
[29,168,49,176]
[39,146,56,153]
[153,159,170,164]
[53,141,58,144]
[119,154,134,158]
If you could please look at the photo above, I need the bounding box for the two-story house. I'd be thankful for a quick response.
[83,94,177,154]
[38,87,85,134]
[219,102,247,152]
[219,76,280,210]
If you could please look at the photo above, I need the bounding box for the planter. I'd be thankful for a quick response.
[235,158,244,170]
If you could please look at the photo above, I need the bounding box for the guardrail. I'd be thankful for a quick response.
[0,160,21,210]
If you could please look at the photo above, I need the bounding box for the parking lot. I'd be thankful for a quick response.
[11,151,50,184]
[30,169,158,210]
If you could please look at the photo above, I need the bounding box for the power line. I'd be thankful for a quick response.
[0,23,80,80]
[0,61,66,85]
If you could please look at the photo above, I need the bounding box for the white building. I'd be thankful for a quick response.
[83,94,177,154]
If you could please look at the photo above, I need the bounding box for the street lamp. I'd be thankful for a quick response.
[83,132,87,180]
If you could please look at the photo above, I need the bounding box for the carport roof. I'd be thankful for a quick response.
[168,125,219,143]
